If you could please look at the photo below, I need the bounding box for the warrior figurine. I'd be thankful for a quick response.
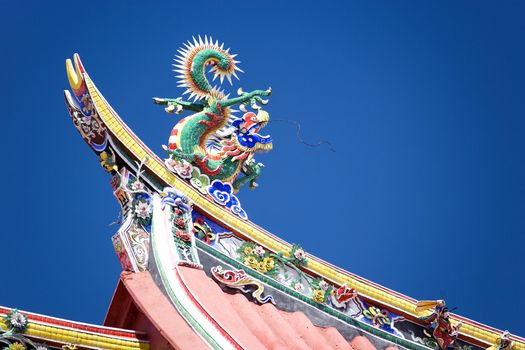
[416,300,463,350]
[487,331,514,350]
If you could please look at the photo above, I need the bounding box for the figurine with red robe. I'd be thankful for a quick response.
[416,300,462,350]
[432,308,462,350]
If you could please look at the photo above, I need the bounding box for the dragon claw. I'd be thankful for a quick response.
[239,104,248,112]
[266,86,272,95]
[153,97,166,104]
[237,87,244,96]
[165,103,183,114]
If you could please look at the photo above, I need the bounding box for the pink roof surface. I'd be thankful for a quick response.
[105,271,209,349]
[106,268,399,350]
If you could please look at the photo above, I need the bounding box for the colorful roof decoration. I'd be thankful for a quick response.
[5,36,520,349]
[0,306,148,350]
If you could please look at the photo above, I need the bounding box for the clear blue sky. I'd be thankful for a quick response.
[1,0,524,336]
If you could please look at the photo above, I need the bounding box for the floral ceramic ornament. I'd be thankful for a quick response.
[172,208,192,244]
[311,278,333,304]
[174,159,192,179]
[131,193,152,227]
[134,200,150,220]
[312,289,326,304]
[237,242,279,277]
[253,245,265,257]
[8,343,26,350]
[128,178,145,192]
[164,155,178,173]
[291,281,306,293]
[288,244,307,267]
[164,156,193,179]
[3,309,27,333]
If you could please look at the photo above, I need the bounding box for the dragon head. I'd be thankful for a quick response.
[231,110,273,153]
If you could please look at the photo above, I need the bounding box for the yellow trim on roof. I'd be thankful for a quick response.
[84,75,523,350]
[0,319,149,350]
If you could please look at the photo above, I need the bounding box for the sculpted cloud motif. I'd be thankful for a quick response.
[207,180,232,206]
[207,180,247,220]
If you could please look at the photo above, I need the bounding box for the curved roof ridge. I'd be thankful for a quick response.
[62,53,524,350]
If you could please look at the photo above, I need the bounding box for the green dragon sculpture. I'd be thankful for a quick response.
[154,36,273,193]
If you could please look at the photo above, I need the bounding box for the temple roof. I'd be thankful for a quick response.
[54,52,525,350]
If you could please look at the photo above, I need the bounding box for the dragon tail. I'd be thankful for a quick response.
[173,35,243,102]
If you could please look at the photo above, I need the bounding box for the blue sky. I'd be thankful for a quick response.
[1,0,524,335]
